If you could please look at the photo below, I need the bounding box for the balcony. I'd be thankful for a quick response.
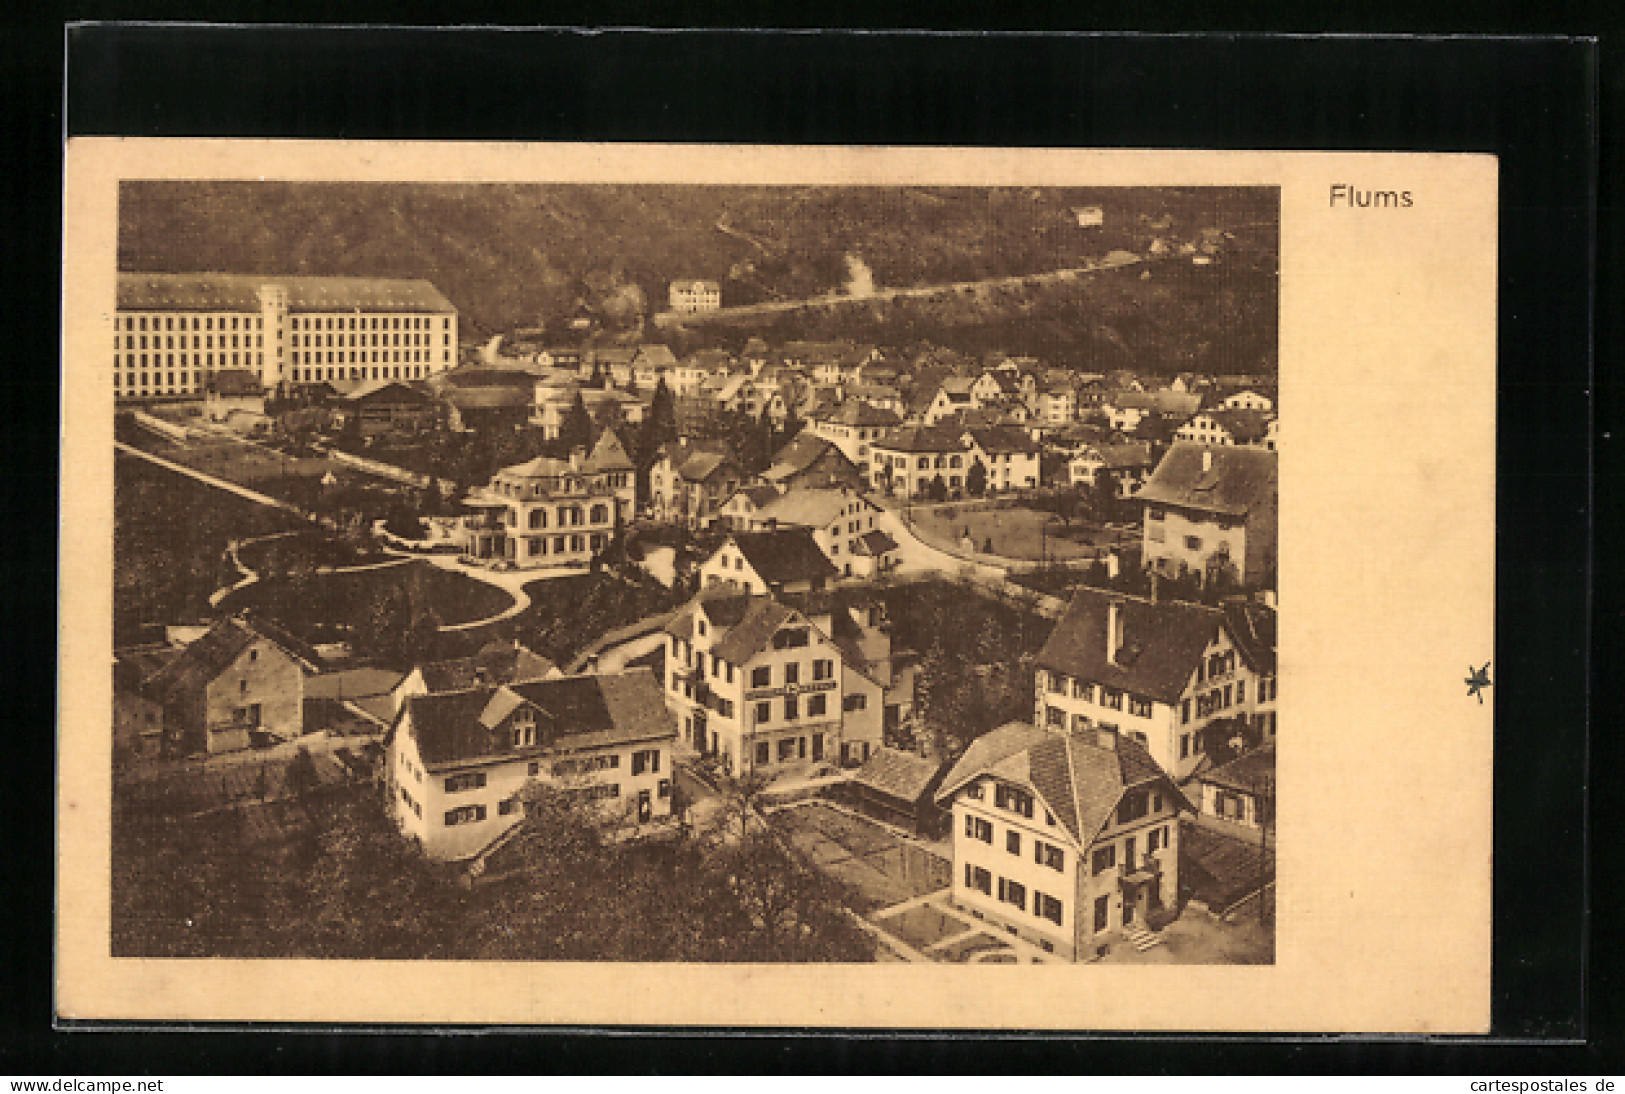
[1118,854,1162,887]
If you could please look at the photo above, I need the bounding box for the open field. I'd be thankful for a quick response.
[910,504,1115,562]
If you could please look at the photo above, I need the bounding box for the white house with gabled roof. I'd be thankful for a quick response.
[935,720,1191,960]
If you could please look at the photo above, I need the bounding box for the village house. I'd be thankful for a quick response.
[718,482,784,530]
[662,591,845,777]
[668,279,722,314]
[203,368,265,423]
[386,668,678,862]
[697,527,838,598]
[935,720,1191,960]
[1193,741,1275,831]
[822,590,916,763]
[919,376,981,426]
[120,615,320,757]
[868,424,972,497]
[963,427,1043,492]
[391,639,561,717]
[844,382,905,416]
[807,400,904,470]
[583,347,638,388]
[1029,383,1077,427]
[1102,390,1202,433]
[459,430,636,568]
[744,486,895,578]
[331,379,439,437]
[1137,443,1278,588]
[646,439,743,528]
[1033,587,1275,780]
[1221,389,1273,413]
[1173,409,1274,448]
[630,343,679,390]
[1068,442,1156,497]
[762,432,867,493]
[443,384,533,434]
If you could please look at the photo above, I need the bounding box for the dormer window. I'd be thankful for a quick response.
[512,708,537,749]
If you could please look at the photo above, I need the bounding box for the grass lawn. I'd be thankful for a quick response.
[221,559,514,635]
[911,505,1105,561]
[237,528,390,573]
[115,451,309,642]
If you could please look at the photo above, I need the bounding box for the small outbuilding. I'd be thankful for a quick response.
[844,747,947,837]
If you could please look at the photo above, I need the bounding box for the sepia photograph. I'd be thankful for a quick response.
[59,141,1495,1031]
[106,179,1279,967]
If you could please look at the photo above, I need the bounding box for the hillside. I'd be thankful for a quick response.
[119,181,1276,373]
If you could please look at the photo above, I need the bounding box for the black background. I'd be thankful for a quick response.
[3,16,1611,1075]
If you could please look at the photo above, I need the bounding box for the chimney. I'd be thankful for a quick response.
[1201,449,1214,473]
[1106,597,1126,663]
[1149,571,1160,604]
[1095,725,1118,751]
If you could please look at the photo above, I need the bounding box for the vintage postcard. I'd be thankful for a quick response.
[59,141,1494,1031]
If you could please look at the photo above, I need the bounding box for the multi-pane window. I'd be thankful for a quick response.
[1117,790,1150,824]
[777,738,796,762]
[965,864,992,895]
[751,666,772,688]
[1034,892,1064,926]
[807,694,827,717]
[1006,830,1021,855]
[1101,688,1124,711]
[1091,844,1117,876]
[812,659,833,681]
[755,742,771,765]
[783,696,799,721]
[997,878,1027,911]
[1072,679,1093,701]
[1034,840,1065,872]
[965,815,993,843]
[994,784,1034,818]
[631,748,661,776]
[784,662,800,686]
[444,771,486,793]
[1128,695,1153,718]
[444,804,486,826]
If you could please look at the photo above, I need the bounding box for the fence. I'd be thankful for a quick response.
[131,410,196,444]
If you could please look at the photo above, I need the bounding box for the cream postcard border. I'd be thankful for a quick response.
[59,141,1495,1032]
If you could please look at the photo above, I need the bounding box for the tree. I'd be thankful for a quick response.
[636,378,679,480]
[587,360,607,389]
[560,391,594,455]
[966,457,988,497]
[593,395,628,441]
[926,474,949,503]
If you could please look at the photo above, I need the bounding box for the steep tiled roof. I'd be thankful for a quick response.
[1222,599,1277,675]
[341,379,434,405]
[445,386,531,410]
[852,748,946,803]
[1036,588,1223,705]
[1087,442,1154,470]
[815,401,901,428]
[118,272,456,313]
[1135,442,1277,517]
[871,424,966,454]
[142,616,316,706]
[701,596,802,665]
[754,487,870,530]
[966,426,1041,454]
[405,669,672,769]
[938,721,1186,846]
[304,667,406,701]
[729,528,839,586]
[1206,409,1273,444]
[1198,742,1275,797]
[764,433,857,482]
[415,641,557,694]
[1112,390,1202,416]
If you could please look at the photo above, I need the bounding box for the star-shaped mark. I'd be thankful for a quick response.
[1465,662,1492,704]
